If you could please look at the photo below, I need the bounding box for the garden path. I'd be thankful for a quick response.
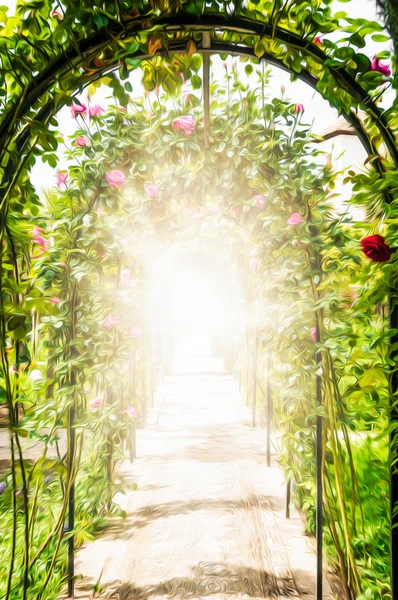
[74,337,334,600]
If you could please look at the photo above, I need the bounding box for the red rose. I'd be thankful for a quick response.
[361,235,391,262]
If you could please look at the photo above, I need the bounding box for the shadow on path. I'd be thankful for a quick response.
[89,562,299,599]
[98,494,285,538]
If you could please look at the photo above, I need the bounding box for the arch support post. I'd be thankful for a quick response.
[202,32,211,157]
[266,350,272,468]
[252,323,258,427]
[315,341,323,600]
[390,296,398,600]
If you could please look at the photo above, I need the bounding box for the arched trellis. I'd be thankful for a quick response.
[2,4,398,599]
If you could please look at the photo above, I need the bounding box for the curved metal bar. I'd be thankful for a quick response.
[0,31,396,600]
[0,13,397,165]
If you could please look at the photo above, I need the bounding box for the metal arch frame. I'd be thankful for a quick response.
[2,21,397,600]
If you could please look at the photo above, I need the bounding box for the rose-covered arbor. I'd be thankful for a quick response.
[1,1,398,599]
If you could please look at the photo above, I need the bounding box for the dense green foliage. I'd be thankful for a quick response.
[0,1,398,599]
[0,56,392,598]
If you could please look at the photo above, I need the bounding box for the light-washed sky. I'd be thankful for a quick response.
[2,0,389,218]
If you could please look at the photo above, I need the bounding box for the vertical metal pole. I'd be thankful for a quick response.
[142,368,147,425]
[202,33,211,156]
[130,418,137,462]
[67,405,75,598]
[315,341,323,600]
[252,324,258,428]
[286,478,291,519]
[150,326,155,408]
[246,330,250,406]
[266,351,272,468]
[389,296,398,600]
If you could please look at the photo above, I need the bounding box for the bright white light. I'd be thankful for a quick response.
[150,254,238,367]
[171,269,225,335]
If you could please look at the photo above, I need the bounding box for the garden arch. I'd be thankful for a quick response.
[2,2,398,599]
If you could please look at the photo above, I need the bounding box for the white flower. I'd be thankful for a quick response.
[30,369,43,382]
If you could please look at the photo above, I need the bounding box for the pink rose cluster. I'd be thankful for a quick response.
[287,213,304,226]
[106,170,126,188]
[121,269,132,286]
[75,136,88,147]
[126,406,137,419]
[89,395,102,410]
[310,327,317,343]
[70,102,104,118]
[253,194,264,209]
[32,226,49,258]
[371,56,391,77]
[145,183,159,198]
[172,115,196,135]
[56,171,68,188]
[249,258,259,271]
[104,314,119,330]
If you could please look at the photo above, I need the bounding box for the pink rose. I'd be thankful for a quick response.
[75,136,88,147]
[314,36,322,44]
[70,102,87,117]
[121,269,131,286]
[126,406,137,419]
[105,170,126,188]
[253,194,264,209]
[88,104,104,117]
[310,327,317,342]
[104,315,119,330]
[33,234,49,248]
[56,171,68,187]
[293,104,305,114]
[145,183,159,198]
[50,297,61,304]
[249,258,259,270]
[172,115,196,135]
[131,326,142,337]
[32,226,43,236]
[287,213,304,226]
[51,9,63,19]
[371,56,391,77]
[89,396,102,410]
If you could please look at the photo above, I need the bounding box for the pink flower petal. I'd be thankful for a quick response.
[172,115,196,135]
[56,171,68,187]
[75,136,88,147]
[145,183,159,198]
[287,213,304,226]
[131,326,142,338]
[106,170,126,188]
[253,194,264,209]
